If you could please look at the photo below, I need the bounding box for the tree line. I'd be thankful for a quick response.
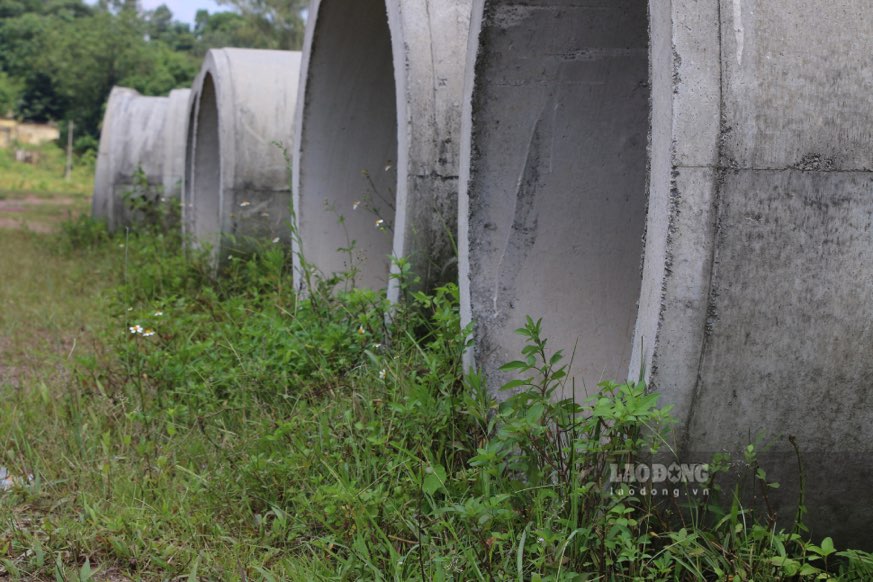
[0,0,306,152]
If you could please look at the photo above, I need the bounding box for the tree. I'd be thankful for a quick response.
[0,71,22,116]
[215,0,306,50]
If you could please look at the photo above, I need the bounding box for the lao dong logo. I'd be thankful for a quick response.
[609,463,710,498]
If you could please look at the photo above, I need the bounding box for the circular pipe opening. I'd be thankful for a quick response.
[295,0,398,290]
[461,0,651,394]
[190,74,221,253]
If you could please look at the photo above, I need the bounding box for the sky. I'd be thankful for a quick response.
[84,1,232,25]
[139,0,228,24]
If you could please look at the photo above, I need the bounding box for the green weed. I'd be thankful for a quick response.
[0,221,870,580]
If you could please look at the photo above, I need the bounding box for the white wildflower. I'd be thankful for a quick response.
[272,237,280,244]
[240,201,251,207]
[375,218,385,230]
[129,325,143,335]
[379,369,387,380]
[143,329,156,337]
[154,311,164,317]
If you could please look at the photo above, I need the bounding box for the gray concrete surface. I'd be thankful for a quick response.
[292,0,471,295]
[460,0,873,546]
[92,88,172,231]
[184,49,301,261]
[459,0,650,394]
[162,89,191,200]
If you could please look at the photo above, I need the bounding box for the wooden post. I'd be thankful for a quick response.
[64,120,74,180]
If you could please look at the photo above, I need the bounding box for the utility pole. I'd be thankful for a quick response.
[64,120,74,181]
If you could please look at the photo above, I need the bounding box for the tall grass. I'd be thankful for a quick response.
[0,142,94,197]
[0,219,870,580]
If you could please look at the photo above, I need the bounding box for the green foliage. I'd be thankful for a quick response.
[0,0,299,141]
[1,221,871,579]
[214,0,306,50]
[0,70,22,116]
[0,141,94,197]
[119,166,181,234]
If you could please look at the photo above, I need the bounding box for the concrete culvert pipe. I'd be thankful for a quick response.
[184,49,301,261]
[459,0,650,393]
[161,89,191,200]
[461,0,873,547]
[93,87,183,231]
[293,0,471,296]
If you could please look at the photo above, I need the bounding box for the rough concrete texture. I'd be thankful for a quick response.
[461,0,873,546]
[293,0,471,295]
[162,89,191,200]
[459,0,650,393]
[184,49,301,259]
[92,87,173,231]
[635,0,873,546]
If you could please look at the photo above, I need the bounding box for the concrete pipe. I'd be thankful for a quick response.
[292,0,471,296]
[92,87,177,231]
[459,0,650,392]
[460,0,873,546]
[184,49,301,260]
[161,88,191,200]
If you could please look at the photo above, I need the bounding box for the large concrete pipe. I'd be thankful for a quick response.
[459,1,650,392]
[292,0,471,296]
[460,0,873,546]
[184,49,301,259]
[92,87,177,231]
[161,88,191,200]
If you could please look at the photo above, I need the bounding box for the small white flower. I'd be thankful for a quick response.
[154,311,164,317]
[373,343,382,349]
[379,369,387,380]
[118,243,125,248]
[129,325,143,335]
[537,537,545,544]
[143,329,156,337]
[375,219,385,229]
[240,201,251,207]
[397,559,404,566]
[272,237,280,244]
[127,307,133,312]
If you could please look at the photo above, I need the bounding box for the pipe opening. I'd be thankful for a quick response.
[191,74,221,253]
[297,0,398,289]
[466,0,651,394]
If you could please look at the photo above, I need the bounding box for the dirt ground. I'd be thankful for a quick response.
[0,194,81,233]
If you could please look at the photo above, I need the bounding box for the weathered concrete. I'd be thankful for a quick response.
[162,89,191,200]
[460,0,873,546]
[92,88,175,231]
[459,0,650,393]
[184,49,301,260]
[292,0,471,295]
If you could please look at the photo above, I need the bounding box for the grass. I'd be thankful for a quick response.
[0,163,872,579]
[0,220,870,580]
[0,143,93,232]
[0,142,94,197]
